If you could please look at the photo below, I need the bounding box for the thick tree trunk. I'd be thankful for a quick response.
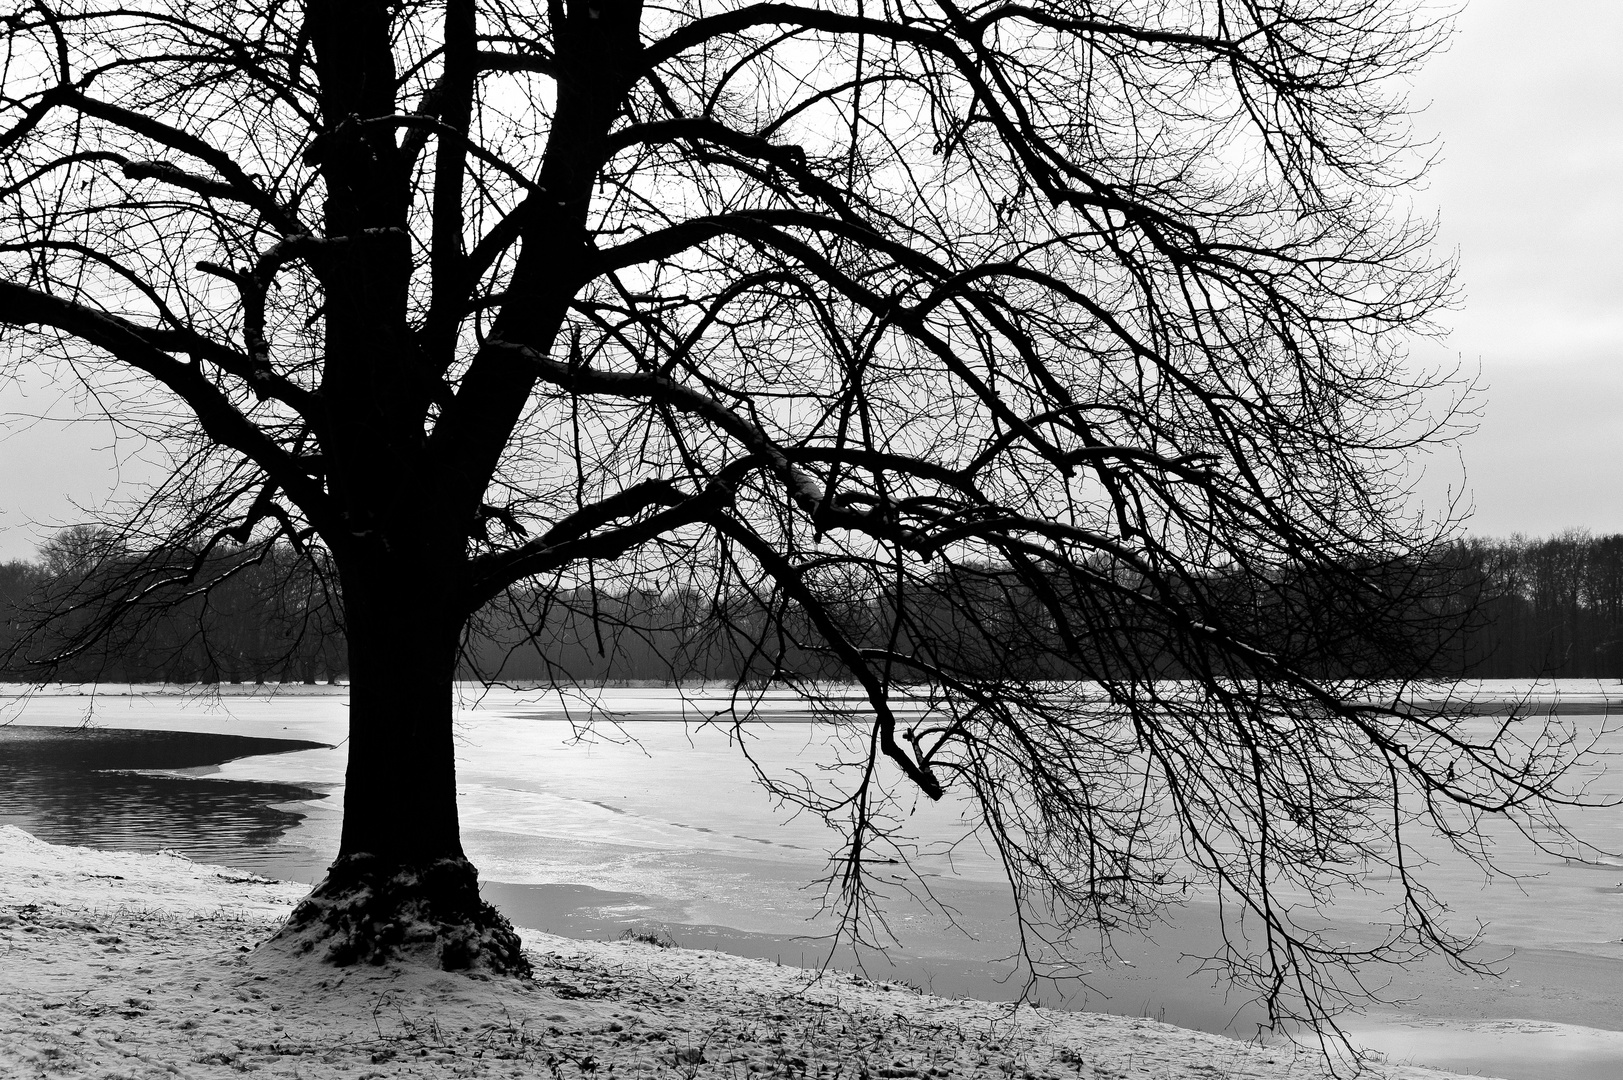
[341,581,463,862]
[269,560,528,974]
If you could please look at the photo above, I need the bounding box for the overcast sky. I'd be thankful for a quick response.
[1402,0,1623,539]
[1,0,1619,562]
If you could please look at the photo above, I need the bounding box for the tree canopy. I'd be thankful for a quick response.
[0,0,1590,1034]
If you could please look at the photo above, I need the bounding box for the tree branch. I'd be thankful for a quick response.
[0,281,331,527]
[61,89,305,237]
[711,514,945,800]
[464,476,736,609]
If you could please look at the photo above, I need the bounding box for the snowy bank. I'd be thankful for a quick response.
[0,826,1462,1080]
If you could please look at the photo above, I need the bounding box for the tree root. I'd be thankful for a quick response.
[268,853,530,976]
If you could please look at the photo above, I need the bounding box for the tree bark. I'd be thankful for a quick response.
[339,573,463,863]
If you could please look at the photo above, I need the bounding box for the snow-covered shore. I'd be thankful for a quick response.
[0,826,1464,1080]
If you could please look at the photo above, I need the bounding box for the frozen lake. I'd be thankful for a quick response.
[4,680,1623,1078]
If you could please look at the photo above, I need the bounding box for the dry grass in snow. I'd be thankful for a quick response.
[0,826,1464,1079]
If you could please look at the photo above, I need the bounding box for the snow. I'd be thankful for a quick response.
[0,825,1470,1080]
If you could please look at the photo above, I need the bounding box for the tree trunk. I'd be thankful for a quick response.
[269,558,527,973]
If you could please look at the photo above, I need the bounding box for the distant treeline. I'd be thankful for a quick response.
[0,527,345,684]
[3,528,1620,683]
[1435,532,1623,678]
[467,533,1623,683]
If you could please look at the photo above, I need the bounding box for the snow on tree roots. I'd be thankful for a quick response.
[268,853,530,976]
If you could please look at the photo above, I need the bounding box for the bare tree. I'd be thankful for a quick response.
[0,0,1589,1028]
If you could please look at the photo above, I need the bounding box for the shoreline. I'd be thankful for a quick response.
[0,825,1468,1080]
[481,874,1623,1078]
[7,681,1623,1077]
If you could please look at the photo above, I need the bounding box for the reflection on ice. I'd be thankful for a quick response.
[1346,1017,1623,1080]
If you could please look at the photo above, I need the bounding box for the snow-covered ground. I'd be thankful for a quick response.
[0,825,1468,1080]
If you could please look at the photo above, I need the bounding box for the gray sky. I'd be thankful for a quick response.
[1,0,1619,562]
[1405,0,1623,537]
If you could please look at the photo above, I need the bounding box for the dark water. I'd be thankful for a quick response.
[0,725,331,870]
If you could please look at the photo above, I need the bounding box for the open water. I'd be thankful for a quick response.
[0,725,327,865]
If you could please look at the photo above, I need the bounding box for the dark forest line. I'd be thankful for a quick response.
[3,528,1620,684]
